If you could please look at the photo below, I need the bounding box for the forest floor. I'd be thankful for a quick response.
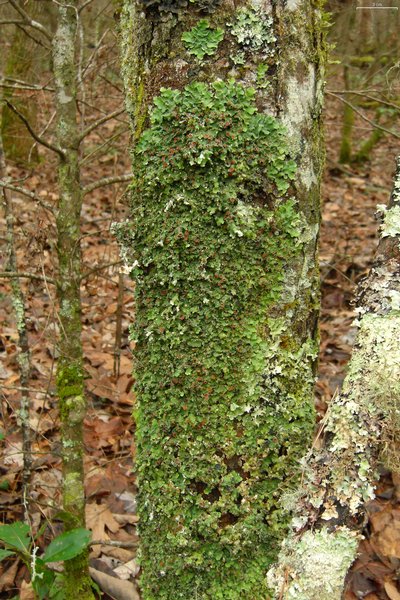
[1,66,400,599]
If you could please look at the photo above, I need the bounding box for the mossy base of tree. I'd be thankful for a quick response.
[63,550,96,600]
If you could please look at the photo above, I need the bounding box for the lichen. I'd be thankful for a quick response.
[229,7,276,59]
[181,20,224,61]
[125,79,316,599]
[267,528,359,600]
[377,203,400,243]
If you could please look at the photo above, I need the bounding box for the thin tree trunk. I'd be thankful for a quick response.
[119,1,325,598]
[267,156,400,600]
[52,2,94,597]
[0,85,32,522]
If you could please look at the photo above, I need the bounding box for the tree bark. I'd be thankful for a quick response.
[267,155,400,599]
[119,1,325,598]
[52,2,94,598]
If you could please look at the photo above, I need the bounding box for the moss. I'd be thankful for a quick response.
[63,547,95,600]
[123,80,316,599]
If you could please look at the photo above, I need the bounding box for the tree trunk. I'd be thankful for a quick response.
[267,156,400,599]
[119,1,325,598]
[52,2,94,598]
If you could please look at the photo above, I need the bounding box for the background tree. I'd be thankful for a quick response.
[0,1,132,597]
[119,1,326,597]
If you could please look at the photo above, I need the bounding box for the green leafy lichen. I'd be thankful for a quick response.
[126,80,315,599]
[182,20,224,61]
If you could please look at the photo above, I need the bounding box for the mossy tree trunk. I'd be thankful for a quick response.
[268,155,400,600]
[120,1,325,598]
[52,2,94,598]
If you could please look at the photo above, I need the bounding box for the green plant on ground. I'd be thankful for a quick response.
[0,522,92,599]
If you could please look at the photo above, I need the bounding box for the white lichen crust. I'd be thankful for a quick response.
[267,156,400,599]
[267,528,359,600]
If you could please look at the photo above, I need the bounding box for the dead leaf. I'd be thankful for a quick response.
[89,567,140,600]
[0,558,19,591]
[86,503,120,558]
[20,580,35,600]
[384,580,400,600]
[113,559,139,580]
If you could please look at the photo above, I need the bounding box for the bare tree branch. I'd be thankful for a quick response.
[327,92,400,139]
[0,271,56,285]
[0,19,24,25]
[3,100,65,158]
[82,173,132,196]
[0,81,55,92]
[81,260,122,281]
[328,89,400,112]
[78,0,95,12]
[90,540,139,548]
[15,22,51,50]
[0,181,54,213]
[78,108,125,142]
[8,0,52,40]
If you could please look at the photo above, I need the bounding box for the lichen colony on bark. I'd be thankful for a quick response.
[267,156,400,599]
[119,1,325,598]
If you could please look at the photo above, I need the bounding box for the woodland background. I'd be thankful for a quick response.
[1,0,400,598]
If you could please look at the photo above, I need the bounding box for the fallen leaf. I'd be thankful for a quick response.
[86,503,120,558]
[384,579,400,600]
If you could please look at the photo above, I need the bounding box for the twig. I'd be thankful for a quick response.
[327,92,400,139]
[8,0,52,41]
[0,271,56,285]
[78,108,125,142]
[1,385,56,396]
[79,127,129,166]
[90,540,139,548]
[78,0,95,12]
[82,173,132,196]
[328,89,400,112]
[3,100,65,158]
[0,181,54,213]
[15,22,50,51]
[81,260,122,281]
[0,81,55,92]
[0,19,24,25]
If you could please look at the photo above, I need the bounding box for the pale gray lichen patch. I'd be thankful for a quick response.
[377,204,400,243]
[267,311,400,599]
[267,528,359,600]
[229,7,276,59]
[281,70,318,191]
[391,156,400,203]
[111,219,136,274]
